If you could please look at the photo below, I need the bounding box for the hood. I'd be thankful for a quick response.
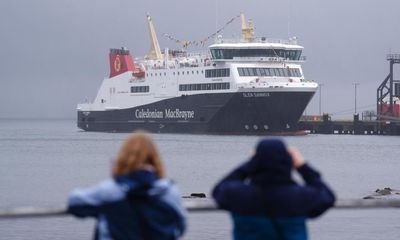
[115,170,167,197]
[249,139,294,186]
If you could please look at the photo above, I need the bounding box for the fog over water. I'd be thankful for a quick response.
[1,0,400,119]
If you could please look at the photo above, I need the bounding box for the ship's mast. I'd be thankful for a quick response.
[240,13,255,42]
[146,14,163,60]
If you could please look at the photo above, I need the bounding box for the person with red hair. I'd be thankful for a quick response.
[68,132,186,240]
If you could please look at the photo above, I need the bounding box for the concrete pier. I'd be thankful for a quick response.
[298,114,400,135]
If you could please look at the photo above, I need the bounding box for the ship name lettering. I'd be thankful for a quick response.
[243,93,254,97]
[135,109,164,119]
[243,92,270,97]
[135,108,194,120]
[254,92,270,97]
[165,109,195,120]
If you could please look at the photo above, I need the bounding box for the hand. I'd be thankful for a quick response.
[244,149,258,174]
[288,147,305,169]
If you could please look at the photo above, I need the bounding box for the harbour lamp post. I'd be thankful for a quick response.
[353,83,360,114]
[319,84,324,115]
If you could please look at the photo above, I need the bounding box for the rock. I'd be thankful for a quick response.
[190,193,206,198]
[182,193,207,198]
[375,188,392,195]
[363,196,375,199]
[364,187,400,199]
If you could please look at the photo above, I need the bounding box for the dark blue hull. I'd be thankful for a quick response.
[77,91,315,134]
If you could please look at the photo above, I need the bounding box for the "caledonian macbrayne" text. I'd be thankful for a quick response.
[135,109,195,120]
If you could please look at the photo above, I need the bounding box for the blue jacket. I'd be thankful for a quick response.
[212,139,335,240]
[68,170,187,240]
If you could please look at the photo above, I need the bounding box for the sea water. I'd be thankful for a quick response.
[0,119,399,239]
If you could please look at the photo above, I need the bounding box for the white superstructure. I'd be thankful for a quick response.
[78,19,317,111]
[77,14,318,134]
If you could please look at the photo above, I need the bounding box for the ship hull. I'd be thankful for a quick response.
[77,91,315,135]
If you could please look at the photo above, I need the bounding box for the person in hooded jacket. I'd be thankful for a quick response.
[212,139,335,240]
[67,132,187,240]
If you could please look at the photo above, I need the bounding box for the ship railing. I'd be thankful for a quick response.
[1,198,400,219]
[299,56,307,61]
[216,56,306,62]
[185,51,210,57]
[144,63,212,71]
[142,58,213,71]
[215,37,299,45]
[135,52,210,61]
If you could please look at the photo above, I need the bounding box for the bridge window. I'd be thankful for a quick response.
[179,82,230,91]
[211,48,302,60]
[278,68,285,77]
[238,68,245,76]
[237,67,302,78]
[131,86,150,93]
[294,69,301,77]
[205,68,230,78]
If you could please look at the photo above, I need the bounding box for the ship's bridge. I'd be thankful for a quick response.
[209,37,304,62]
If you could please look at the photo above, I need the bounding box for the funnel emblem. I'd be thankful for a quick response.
[114,56,121,72]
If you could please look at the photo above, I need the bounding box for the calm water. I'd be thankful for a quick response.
[0,119,400,239]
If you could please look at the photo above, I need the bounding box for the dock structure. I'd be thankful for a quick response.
[377,54,400,118]
[299,53,400,136]
[298,114,400,135]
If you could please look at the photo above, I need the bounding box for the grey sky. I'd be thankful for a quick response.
[1,0,399,119]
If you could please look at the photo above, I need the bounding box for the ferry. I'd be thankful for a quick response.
[77,14,318,134]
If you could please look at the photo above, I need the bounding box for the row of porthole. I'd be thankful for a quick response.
[244,124,291,130]
[244,125,269,130]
